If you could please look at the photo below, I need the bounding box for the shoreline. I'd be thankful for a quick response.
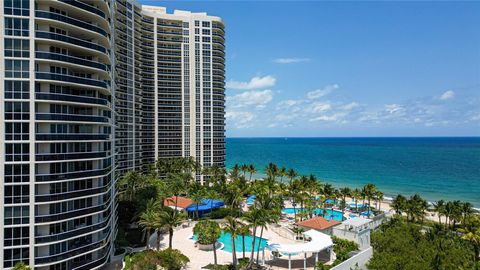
[228,171,480,208]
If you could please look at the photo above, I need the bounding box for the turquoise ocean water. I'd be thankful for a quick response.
[226,137,480,207]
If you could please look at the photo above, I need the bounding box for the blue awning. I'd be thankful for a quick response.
[186,199,224,212]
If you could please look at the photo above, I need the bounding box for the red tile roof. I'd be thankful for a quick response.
[163,196,193,209]
[296,216,340,231]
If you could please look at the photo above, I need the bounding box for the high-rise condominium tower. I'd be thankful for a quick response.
[115,1,226,182]
[0,0,225,269]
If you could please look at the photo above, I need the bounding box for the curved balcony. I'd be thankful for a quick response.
[36,134,110,141]
[35,31,108,55]
[35,167,112,182]
[36,113,109,123]
[35,218,110,244]
[35,72,110,90]
[35,199,111,223]
[35,93,109,106]
[35,11,108,38]
[36,151,108,162]
[72,244,111,270]
[58,0,106,20]
[35,52,110,72]
[35,185,111,202]
[35,230,111,264]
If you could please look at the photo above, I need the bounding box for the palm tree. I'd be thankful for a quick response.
[279,167,287,183]
[287,168,297,184]
[461,202,475,225]
[248,164,257,181]
[237,224,250,258]
[405,194,428,223]
[242,207,263,267]
[190,188,206,220]
[12,262,31,270]
[391,194,407,215]
[375,190,384,212]
[363,183,377,217]
[265,162,279,181]
[352,188,361,213]
[194,220,222,266]
[458,215,480,268]
[431,200,446,224]
[339,187,352,221]
[223,216,239,269]
[157,207,187,248]
[240,164,249,178]
[138,199,160,248]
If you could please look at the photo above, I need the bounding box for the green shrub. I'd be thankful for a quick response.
[331,236,358,263]
[204,208,241,219]
[124,249,189,270]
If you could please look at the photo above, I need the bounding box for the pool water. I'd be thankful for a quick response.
[281,208,343,221]
[192,231,268,253]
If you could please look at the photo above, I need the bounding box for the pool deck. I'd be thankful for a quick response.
[148,221,327,269]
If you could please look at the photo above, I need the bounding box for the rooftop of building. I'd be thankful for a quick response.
[296,216,341,231]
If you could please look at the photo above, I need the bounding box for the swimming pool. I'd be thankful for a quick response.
[192,231,268,253]
[281,208,343,221]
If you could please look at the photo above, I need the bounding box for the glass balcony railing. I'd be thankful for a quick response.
[35,218,110,244]
[35,134,110,141]
[36,113,109,123]
[35,11,108,37]
[35,230,111,264]
[35,31,108,54]
[35,167,112,182]
[35,72,110,89]
[35,92,109,106]
[35,52,110,72]
[35,200,111,223]
[58,0,106,19]
[35,185,110,202]
[36,151,108,161]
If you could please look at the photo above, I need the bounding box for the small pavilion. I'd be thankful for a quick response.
[265,230,334,270]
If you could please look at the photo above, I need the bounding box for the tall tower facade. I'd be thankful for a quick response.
[0,0,224,268]
[143,6,226,183]
[115,3,226,182]
[0,0,115,269]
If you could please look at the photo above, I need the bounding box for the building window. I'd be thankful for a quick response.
[4,185,29,204]
[5,81,29,99]
[3,247,29,268]
[202,21,210,28]
[5,143,30,162]
[5,122,29,140]
[4,164,29,183]
[5,60,29,78]
[4,206,29,225]
[5,101,29,120]
[4,227,29,246]
[4,17,29,36]
[4,39,29,57]
[4,0,29,16]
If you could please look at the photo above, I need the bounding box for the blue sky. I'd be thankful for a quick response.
[142,1,480,137]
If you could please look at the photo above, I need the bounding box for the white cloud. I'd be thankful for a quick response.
[340,102,359,111]
[440,90,455,100]
[385,104,404,114]
[309,112,348,122]
[307,84,339,99]
[307,102,332,113]
[225,111,255,128]
[273,58,311,64]
[227,90,273,109]
[226,75,276,90]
